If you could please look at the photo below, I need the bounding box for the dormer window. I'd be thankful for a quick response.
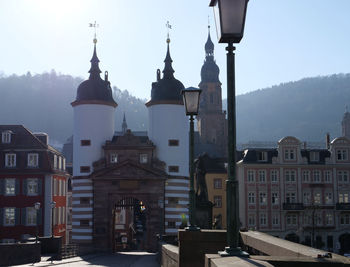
[310,151,319,162]
[257,151,267,162]
[27,153,39,167]
[110,154,118,163]
[2,131,11,143]
[139,154,148,164]
[337,149,348,161]
[284,149,295,160]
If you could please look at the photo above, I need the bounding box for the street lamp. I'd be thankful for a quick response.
[182,87,201,231]
[34,202,41,243]
[50,201,56,238]
[209,0,249,257]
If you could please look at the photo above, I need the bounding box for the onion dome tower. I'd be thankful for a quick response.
[342,106,350,138]
[146,36,189,177]
[196,25,227,157]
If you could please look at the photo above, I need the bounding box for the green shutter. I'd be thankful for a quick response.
[38,179,42,195]
[38,208,42,225]
[15,179,20,195]
[21,208,26,226]
[23,179,27,196]
[0,208,3,226]
[15,208,20,225]
[0,179,4,195]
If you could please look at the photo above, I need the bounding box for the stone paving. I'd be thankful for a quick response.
[16,252,160,267]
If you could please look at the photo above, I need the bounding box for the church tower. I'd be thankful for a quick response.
[197,26,227,157]
[71,38,117,244]
[342,106,350,138]
[146,36,189,234]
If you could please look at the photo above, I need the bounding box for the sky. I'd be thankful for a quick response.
[0,0,350,100]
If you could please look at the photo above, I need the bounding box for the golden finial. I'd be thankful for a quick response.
[166,21,172,43]
[89,21,99,43]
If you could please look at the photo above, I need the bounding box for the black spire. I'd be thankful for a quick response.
[122,112,128,134]
[89,41,102,80]
[205,26,214,57]
[162,39,175,79]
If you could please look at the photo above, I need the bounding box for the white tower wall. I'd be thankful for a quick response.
[148,104,189,176]
[73,104,115,176]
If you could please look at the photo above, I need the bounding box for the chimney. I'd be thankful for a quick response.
[326,133,330,149]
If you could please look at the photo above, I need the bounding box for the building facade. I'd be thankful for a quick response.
[238,136,350,254]
[0,126,69,243]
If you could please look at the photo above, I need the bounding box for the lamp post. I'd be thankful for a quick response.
[182,87,201,231]
[50,201,56,238]
[34,202,41,243]
[209,0,249,257]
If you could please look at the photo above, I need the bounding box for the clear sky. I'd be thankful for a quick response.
[0,0,349,100]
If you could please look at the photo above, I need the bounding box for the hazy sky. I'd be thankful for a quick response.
[0,0,350,100]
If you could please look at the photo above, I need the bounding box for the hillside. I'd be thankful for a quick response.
[0,71,349,147]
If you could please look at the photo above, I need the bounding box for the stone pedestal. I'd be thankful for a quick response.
[195,200,214,229]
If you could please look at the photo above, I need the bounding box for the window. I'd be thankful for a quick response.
[286,214,297,225]
[339,193,349,203]
[247,170,255,182]
[316,213,322,225]
[80,166,90,173]
[4,208,15,226]
[272,192,279,205]
[259,192,267,205]
[27,178,38,195]
[284,149,295,160]
[213,179,222,189]
[80,220,89,227]
[5,153,16,167]
[271,170,278,182]
[313,170,321,183]
[110,154,118,163]
[258,151,267,162]
[285,170,296,182]
[168,221,176,228]
[303,192,311,204]
[258,170,266,182]
[260,213,267,226]
[80,197,90,205]
[168,197,179,205]
[304,214,312,225]
[26,207,37,226]
[286,192,296,203]
[340,214,350,225]
[337,149,348,161]
[248,192,255,204]
[2,131,11,143]
[139,154,148,164]
[27,153,39,167]
[248,214,255,226]
[168,140,179,146]
[325,213,333,225]
[214,196,222,208]
[168,166,179,173]
[272,214,279,225]
[324,171,332,183]
[314,192,321,204]
[325,192,333,204]
[310,151,319,162]
[5,179,15,196]
[338,171,349,182]
[302,170,310,182]
[80,140,91,146]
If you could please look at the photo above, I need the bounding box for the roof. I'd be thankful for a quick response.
[108,130,153,147]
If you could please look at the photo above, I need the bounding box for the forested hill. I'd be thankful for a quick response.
[0,71,349,147]
[235,74,350,144]
[0,71,148,147]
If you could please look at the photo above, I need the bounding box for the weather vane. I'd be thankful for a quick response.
[89,21,99,43]
[166,21,172,43]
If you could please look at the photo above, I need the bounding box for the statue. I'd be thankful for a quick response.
[194,153,209,203]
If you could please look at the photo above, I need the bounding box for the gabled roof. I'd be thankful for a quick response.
[91,159,167,180]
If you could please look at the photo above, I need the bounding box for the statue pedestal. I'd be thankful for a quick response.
[195,200,214,229]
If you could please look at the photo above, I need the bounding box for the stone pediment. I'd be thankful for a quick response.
[91,159,167,180]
